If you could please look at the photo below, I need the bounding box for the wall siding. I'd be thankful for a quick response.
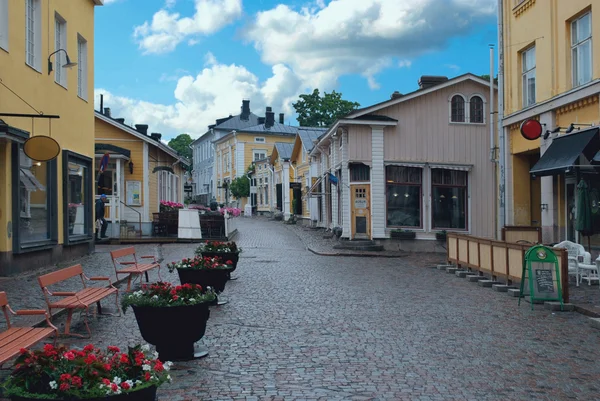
[347,126,373,161]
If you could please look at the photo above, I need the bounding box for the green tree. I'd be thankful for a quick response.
[480,74,498,85]
[292,89,360,127]
[168,134,193,160]
[230,176,250,199]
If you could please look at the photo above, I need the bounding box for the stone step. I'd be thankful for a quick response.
[492,284,517,292]
[437,264,453,270]
[507,288,522,297]
[446,267,459,274]
[590,318,600,329]
[544,302,575,312]
[455,270,469,278]
[466,274,485,282]
[477,280,502,288]
[332,244,384,251]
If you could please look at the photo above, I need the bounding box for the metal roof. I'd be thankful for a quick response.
[274,142,294,160]
[242,122,298,135]
[213,113,261,131]
[297,127,327,153]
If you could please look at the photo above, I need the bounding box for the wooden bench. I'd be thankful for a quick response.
[38,265,119,338]
[110,247,162,291]
[0,291,57,366]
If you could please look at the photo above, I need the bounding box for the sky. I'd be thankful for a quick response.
[94,0,498,142]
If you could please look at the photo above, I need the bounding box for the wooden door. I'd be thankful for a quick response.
[351,184,370,239]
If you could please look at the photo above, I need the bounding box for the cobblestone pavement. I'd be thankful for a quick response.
[2,218,600,400]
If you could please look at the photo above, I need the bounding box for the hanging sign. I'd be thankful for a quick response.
[518,245,564,310]
[520,119,543,141]
[23,136,60,161]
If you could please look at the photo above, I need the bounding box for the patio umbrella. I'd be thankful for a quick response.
[576,179,593,251]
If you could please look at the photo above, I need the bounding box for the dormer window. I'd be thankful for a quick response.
[450,95,466,122]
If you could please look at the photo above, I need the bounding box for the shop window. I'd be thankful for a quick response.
[12,143,57,251]
[350,163,370,182]
[431,169,468,230]
[63,151,93,243]
[386,166,422,228]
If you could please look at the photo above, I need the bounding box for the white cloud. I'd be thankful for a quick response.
[444,64,461,71]
[134,0,242,54]
[159,68,190,82]
[245,0,495,90]
[165,0,177,8]
[398,60,412,68]
[95,55,303,141]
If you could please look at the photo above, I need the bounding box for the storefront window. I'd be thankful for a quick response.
[13,144,57,250]
[386,166,422,227]
[64,151,93,242]
[431,169,468,230]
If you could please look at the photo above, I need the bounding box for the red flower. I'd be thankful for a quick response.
[144,372,152,381]
[62,351,75,360]
[121,381,131,390]
[71,376,83,388]
[104,363,112,371]
[102,378,111,385]
[83,344,95,353]
[43,344,55,353]
[84,354,97,364]
[154,361,164,372]
[172,295,179,301]
[226,260,233,265]
[107,346,120,353]
[19,348,28,355]
[170,289,177,296]
[60,374,72,382]
[110,383,119,392]
[120,354,129,364]
[59,382,70,392]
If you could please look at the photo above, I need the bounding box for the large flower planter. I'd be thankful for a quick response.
[132,303,210,361]
[10,386,157,401]
[176,267,233,293]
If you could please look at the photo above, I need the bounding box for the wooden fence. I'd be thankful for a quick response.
[501,226,542,244]
[447,233,569,303]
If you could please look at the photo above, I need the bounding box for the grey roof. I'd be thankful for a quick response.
[274,142,294,160]
[297,127,327,153]
[242,122,298,135]
[213,113,261,131]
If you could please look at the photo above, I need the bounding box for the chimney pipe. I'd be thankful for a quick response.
[104,107,111,117]
[115,118,125,124]
[265,110,275,128]
[135,124,149,135]
[150,133,162,141]
[279,113,284,124]
[258,117,265,124]
[241,100,250,120]
[266,106,272,112]
[418,75,448,89]
[100,94,104,115]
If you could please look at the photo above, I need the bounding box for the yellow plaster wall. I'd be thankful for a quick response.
[512,154,533,225]
[555,96,600,127]
[0,0,97,249]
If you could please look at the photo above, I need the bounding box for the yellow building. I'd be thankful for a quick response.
[0,0,101,274]
[253,158,272,214]
[214,107,296,207]
[95,109,188,237]
[502,1,600,245]
[269,142,294,218]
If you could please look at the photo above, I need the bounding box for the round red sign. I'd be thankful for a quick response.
[520,119,543,140]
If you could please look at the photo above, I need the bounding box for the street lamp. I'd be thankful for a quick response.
[47,49,77,75]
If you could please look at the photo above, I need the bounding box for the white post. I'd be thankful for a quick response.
[371,126,386,238]
[283,161,291,220]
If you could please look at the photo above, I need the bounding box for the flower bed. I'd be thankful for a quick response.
[159,200,184,213]
[3,344,171,400]
[220,207,241,217]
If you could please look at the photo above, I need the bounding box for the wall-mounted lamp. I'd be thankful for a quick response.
[543,126,563,140]
[129,161,134,174]
[541,203,548,211]
[47,49,77,75]
[566,122,594,134]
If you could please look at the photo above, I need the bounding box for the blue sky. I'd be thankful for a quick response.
[95,0,498,141]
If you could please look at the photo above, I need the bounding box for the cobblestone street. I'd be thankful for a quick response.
[2,217,600,400]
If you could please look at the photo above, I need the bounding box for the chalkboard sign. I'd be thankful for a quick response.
[534,269,555,294]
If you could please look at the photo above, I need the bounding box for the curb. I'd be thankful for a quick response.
[306,246,408,258]
[573,304,600,318]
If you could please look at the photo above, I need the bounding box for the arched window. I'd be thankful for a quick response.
[450,95,465,122]
[469,96,484,123]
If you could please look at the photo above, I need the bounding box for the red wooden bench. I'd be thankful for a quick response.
[38,265,119,338]
[110,247,161,291]
[0,291,57,366]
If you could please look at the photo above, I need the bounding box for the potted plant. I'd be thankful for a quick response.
[122,282,216,361]
[3,344,171,400]
[167,256,234,305]
[390,229,416,239]
[159,201,184,212]
[436,230,447,241]
[195,241,241,270]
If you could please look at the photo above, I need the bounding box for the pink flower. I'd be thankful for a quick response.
[63,351,75,360]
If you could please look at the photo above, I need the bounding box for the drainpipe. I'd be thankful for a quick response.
[489,45,495,163]
[497,0,506,239]
[267,164,275,211]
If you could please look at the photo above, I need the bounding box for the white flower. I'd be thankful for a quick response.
[49,381,57,390]
[152,295,159,300]
[133,290,143,297]
[141,344,150,351]
[125,380,134,388]
[135,380,142,386]
[113,376,122,385]
[167,374,172,382]
[153,351,159,359]
[164,361,173,371]
[189,298,196,303]
[142,364,151,371]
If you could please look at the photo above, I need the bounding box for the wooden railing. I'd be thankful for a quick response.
[447,233,569,303]
[501,226,541,244]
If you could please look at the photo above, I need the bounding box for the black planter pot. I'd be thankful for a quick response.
[176,267,234,294]
[390,232,416,239]
[10,385,157,401]
[199,251,240,271]
[131,303,210,361]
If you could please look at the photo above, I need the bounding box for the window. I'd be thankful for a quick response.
[350,163,370,182]
[63,151,93,243]
[522,46,536,106]
[77,35,88,99]
[54,14,67,87]
[265,185,269,205]
[450,95,465,122]
[254,137,266,143]
[25,0,41,70]
[571,12,592,87]
[254,150,266,161]
[0,0,8,51]
[12,143,58,251]
[431,169,468,230]
[386,166,422,227]
[469,96,484,123]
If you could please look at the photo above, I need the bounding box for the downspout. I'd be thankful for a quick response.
[497,0,506,239]
[267,164,275,212]
[489,45,495,163]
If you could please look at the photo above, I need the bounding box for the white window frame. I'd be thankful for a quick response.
[521,46,536,107]
[77,35,88,100]
[0,0,8,51]
[54,13,67,87]
[448,94,466,123]
[468,94,486,124]
[253,149,267,162]
[254,137,266,143]
[25,0,42,71]
[571,12,592,88]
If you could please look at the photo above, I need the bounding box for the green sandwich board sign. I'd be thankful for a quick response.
[518,245,564,311]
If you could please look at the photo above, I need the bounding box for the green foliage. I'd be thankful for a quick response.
[292,89,360,127]
[167,134,193,160]
[121,282,216,313]
[230,176,250,199]
[480,74,498,85]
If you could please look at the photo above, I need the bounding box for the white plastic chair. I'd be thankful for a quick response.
[553,241,593,287]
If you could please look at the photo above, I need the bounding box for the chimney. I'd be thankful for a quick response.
[418,75,448,90]
[150,133,162,141]
[135,124,148,135]
[104,107,111,117]
[390,91,403,99]
[257,117,265,124]
[115,118,125,124]
[265,107,275,128]
[279,113,284,124]
[241,100,250,120]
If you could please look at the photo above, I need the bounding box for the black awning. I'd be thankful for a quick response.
[0,120,30,143]
[530,127,600,176]
[95,143,131,158]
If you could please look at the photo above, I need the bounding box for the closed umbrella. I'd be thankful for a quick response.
[576,179,593,251]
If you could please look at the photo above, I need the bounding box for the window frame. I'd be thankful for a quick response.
[11,143,58,253]
[0,0,8,51]
[468,95,485,124]
[62,150,93,245]
[449,94,466,123]
[571,12,592,88]
[385,166,423,229]
[253,149,267,162]
[254,137,266,143]
[349,163,370,182]
[77,34,88,100]
[54,13,67,87]
[25,0,41,71]
[521,45,536,107]
[430,169,469,231]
